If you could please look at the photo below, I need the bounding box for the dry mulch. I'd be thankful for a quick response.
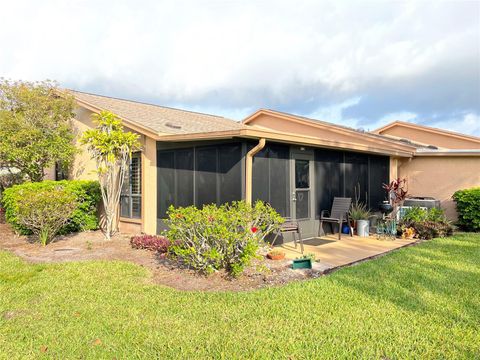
[0,218,322,292]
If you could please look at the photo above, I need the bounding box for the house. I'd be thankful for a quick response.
[373,121,480,219]
[47,90,480,236]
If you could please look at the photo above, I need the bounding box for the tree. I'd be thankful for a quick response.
[0,79,77,182]
[81,111,140,240]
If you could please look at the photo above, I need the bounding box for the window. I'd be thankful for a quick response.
[120,152,142,219]
[55,161,68,181]
[295,159,309,189]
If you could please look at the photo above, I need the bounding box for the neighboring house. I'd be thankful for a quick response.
[47,90,480,236]
[373,121,480,219]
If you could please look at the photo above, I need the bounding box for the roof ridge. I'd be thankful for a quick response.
[66,88,236,122]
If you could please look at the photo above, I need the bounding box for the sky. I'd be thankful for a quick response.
[1,0,479,135]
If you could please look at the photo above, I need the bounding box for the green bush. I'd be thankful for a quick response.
[2,180,101,235]
[399,206,453,240]
[16,187,77,245]
[166,201,284,277]
[453,188,480,232]
[401,206,428,223]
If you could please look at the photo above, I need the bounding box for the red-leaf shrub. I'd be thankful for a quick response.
[130,234,170,253]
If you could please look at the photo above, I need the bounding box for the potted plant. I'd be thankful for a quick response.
[382,177,408,218]
[267,249,286,260]
[379,200,393,215]
[349,202,371,237]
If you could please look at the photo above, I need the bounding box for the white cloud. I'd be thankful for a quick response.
[0,0,478,134]
[430,112,480,136]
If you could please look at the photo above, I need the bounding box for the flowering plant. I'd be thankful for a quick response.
[166,201,284,276]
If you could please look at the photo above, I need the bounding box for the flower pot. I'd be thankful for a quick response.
[267,252,285,260]
[292,258,312,269]
[379,202,393,215]
[357,219,370,237]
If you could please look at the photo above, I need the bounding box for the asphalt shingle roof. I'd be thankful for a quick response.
[68,90,244,135]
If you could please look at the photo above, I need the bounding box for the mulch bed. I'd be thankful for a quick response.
[0,221,322,292]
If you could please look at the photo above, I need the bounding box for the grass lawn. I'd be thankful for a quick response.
[1,233,479,359]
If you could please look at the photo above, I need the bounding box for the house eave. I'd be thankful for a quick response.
[157,128,414,157]
[414,149,480,157]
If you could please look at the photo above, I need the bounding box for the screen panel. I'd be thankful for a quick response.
[314,149,344,217]
[175,149,194,208]
[157,151,175,218]
[252,147,270,204]
[344,151,368,204]
[269,145,290,217]
[368,154,389,210]
[195,146,218,207]
[218,144,242,204]
[251,144,290,217]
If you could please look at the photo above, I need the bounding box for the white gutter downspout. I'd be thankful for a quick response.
[245,138,266,204]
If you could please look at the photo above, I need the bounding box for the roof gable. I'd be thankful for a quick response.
[243,109,416,154]
[373,121,480,149]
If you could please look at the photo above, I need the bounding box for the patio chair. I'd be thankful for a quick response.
[272,221,304,254]
[319,197,353,240]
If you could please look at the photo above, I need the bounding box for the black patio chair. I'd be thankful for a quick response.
[319,197,353,240]
[272,221,304,254]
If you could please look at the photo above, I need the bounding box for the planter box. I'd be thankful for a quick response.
[292,258,312,269]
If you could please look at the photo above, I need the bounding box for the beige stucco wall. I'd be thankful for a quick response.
[389,157,398,182]
[380,125,480,149]
[49,106,157,235]
[43,107,97,180]
[398,156,480,220]
[142,136,157,234]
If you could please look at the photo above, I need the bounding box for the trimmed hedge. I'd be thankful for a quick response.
[1,180,101,235]
[453,188,480,232]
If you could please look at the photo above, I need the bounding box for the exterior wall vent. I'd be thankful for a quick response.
[165,122,182,129]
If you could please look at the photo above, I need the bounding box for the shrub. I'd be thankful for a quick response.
[130,234,170,253]
[2,180,101,235]
[16,187,77,245]
[166,201,284,277]
[399,207,453,240]
[412,221,453,240]
[401,206,428,223]
[453,188,480,232]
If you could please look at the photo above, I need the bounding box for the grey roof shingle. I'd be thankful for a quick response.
[68,90,244,135]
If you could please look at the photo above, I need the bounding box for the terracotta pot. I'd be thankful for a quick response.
[267,252,285,260]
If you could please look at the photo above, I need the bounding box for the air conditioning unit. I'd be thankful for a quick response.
[403,197,440,209]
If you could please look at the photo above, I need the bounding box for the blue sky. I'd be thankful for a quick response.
[1,0,479,135]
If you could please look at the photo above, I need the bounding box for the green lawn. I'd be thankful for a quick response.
[1,234,479,359]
